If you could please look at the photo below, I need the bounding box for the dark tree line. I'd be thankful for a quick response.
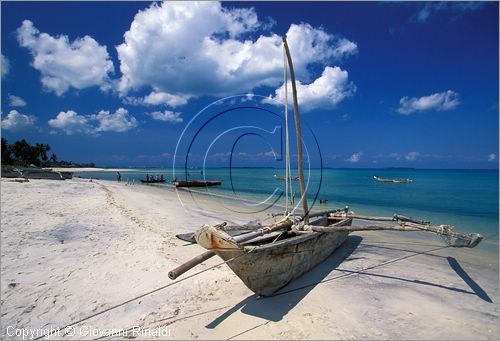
[1,138,94,168]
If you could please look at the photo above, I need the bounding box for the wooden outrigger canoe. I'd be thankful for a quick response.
[170,207,483,296]
[195,212,351,296]
[141,179,166,184]
[21,168,73,180]
[274,174,299,181]
[373,176,412,183]
[173,180,222,187]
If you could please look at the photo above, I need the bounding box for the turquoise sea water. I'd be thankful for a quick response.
[77,168,499,241]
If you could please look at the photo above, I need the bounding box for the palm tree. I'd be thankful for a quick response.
[1,138,13,165]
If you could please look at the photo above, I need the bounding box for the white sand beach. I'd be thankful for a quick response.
[1,178,498,340]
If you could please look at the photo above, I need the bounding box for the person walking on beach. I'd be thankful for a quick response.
[117,171,121,182]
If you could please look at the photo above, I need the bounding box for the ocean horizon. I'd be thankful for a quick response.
[95,166,499,171]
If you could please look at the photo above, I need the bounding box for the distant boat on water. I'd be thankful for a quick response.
[274,174,299,181]
[373,175,412,184]
[140,179,166,184]
[141,174,166,183]
[173,180,222,188]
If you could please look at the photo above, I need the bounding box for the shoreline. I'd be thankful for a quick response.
[84,178,500,254]
[1,178,498,339]
[68,168,499,240]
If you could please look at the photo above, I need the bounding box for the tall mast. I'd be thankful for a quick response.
[282,35,309,223]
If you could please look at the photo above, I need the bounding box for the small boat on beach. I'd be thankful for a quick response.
[168,36,483,297]
[373,175,412,183]
[18,168,73,180]
[59,171,73,180]
[173,180,222,187]
[195,210,351,296]
[1,168,23,178]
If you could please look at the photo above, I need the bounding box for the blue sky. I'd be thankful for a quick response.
[1,1,498,169]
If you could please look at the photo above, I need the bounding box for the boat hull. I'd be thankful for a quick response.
[59,171,73,180]
[173,180,222,187]
[274,175,299,181]
[22,169,72,180]
[215,217,351,296]
[1,169,23,178]
[373,176,411,183]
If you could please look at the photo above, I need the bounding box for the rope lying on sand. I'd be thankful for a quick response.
[128,243,457,340]
[34,250,253,340]
[37,240,455,340]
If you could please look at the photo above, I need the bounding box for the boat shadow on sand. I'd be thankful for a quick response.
[206,235,492,328]
[207,235,363,327]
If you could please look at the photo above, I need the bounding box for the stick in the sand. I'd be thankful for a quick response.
[168,251,215,280]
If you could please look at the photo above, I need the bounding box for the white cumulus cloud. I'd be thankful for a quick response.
[1,110,36,132]
[48,108,138,135]
[346,152,362,163]
[488,153,497,162]
[94,108,138,133]
[8,95,27,107]
[267,66,355,112]
[1,54,9,79]
[48,110,92,135]
[142,91,190,107]
[116,1,357,103]
[125,91,190,107]
[17,20,114,96]
[148,110,183,123]
[397,90,460,115]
